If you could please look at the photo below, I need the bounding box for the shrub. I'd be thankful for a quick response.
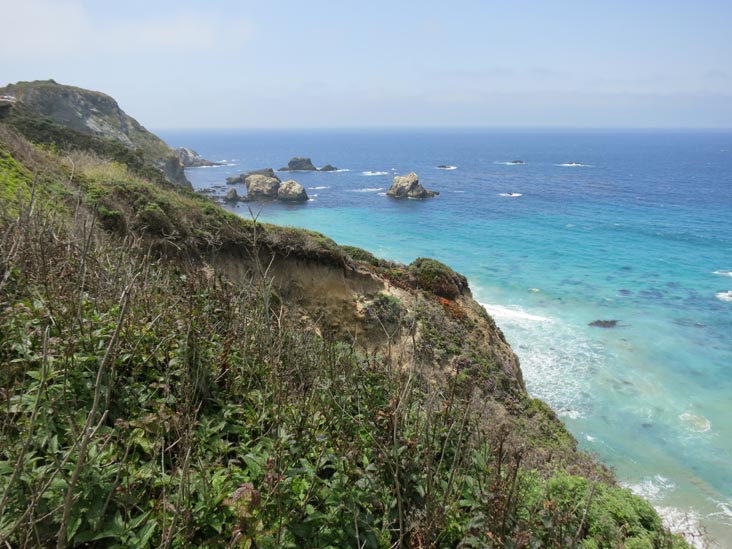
[409,257,468,299]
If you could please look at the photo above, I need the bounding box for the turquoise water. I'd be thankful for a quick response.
[163,129,732,545]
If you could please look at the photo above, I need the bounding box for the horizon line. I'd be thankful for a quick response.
[153,125,732,133]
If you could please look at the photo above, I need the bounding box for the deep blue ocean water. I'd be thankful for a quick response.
[161,129,732,545]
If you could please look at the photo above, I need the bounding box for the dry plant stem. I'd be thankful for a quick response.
[571,483,596,547]
[442,398,472,511]
[55,273,138,549]
[392,368,413,548]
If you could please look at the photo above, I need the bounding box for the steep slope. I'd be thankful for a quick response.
[0,79,189,188]
[0,101,691,547]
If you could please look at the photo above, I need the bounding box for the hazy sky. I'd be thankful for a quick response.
[2,0,732,129]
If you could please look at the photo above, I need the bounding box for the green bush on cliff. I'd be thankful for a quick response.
[409,257,468,299]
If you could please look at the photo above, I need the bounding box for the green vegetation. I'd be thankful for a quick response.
[0,120,691,547]
[409,258,468,300]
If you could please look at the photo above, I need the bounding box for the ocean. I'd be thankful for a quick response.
[160,128,732,546]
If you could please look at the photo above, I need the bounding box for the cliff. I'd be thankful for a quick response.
[0,87,689,548]
[0,79,190,188]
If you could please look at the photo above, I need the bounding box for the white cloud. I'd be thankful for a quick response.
[0,0,253,57]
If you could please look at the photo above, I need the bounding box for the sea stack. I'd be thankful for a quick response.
[277,180,309,202]
[279,157,318,171]
[245,174,281,200]
[386,172,438,199]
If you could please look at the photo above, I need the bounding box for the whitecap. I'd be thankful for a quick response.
[557,162,589,167]
[713,270,732,278]
[715,291,732,302]
[622,475,676,501]
[494,161,525,166]
[710,498,732,520]
[334,168,350,172]
[679,412,712,433]
[436,165,458,170]
[452,190,466,193]
[481,303,552,323]
[350,187,384,193]
[584,434,596,442]
[308,186,329,190]
[377,192,387,196]
[529,288,541,293]
[362,171,389,176]
[558,409,583,420]
[499,192,523,197]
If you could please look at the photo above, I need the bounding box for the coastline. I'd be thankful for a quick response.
[178,127,732,546]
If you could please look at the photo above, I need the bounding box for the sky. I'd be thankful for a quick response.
[2,0,732,129]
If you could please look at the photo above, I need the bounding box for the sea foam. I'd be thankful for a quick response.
[713,270,732,277]
[481,303,551,323]
[350,187,384,193]
[679,412,712,433]
[715,291,732,302]
[362,171,389,176]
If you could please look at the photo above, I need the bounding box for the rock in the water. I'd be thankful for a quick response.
[227,168,281,185]
[175,147,216,167]
[279,157,317,171]
[277,180,309,202]
[224,187,240,202]
[386,172,438,199]
[245,175,281,200]
[247,167,280,180]
[319,164,338,172]
[589,320,619,328]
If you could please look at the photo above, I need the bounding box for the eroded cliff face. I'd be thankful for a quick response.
[0,80,190,187]
[205,237,585,473]
[214,244,529,408]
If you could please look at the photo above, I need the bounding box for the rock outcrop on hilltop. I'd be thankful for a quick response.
[175,147,217,167]
[0,79,191,187]
[277,179,309,202]
[387,171,439,198]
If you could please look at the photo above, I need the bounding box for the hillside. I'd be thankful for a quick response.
[0,80,189,188]
[0,86,691,547]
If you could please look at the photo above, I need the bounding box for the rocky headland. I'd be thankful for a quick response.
[175,146,219,168]
[0,79,193,188]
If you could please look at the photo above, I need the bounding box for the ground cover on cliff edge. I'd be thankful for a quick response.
[0,126,692,547]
